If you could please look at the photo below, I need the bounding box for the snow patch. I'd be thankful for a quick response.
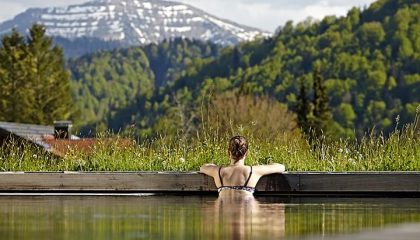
[109,21,123,32]
[205,15,243,33]
[67,6,104,13]
[43,22,55,26]
[160,5,193,18]
[164,26,191,33]
[201,29,214,40]
[171,5,188,11]
[131,23,143,37]
[187,17,204,23]
[108,5,116,11]
[118,32,125,40]
[46,26,99,38]
[41,11,110,21]
[55,22,84,27]
[143,2,152,9]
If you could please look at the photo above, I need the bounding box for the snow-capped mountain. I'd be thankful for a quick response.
[0,0,270,46]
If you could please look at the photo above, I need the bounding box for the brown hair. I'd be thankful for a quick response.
[228,136,248,162]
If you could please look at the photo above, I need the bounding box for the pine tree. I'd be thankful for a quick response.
[296,78,311,134]
[0,29,33,122]
[0,24,73,124]
[26,24,73,124]
[312,67,332,137]
[232,46,240,70]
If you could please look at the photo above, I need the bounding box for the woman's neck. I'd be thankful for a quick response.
[230,158,245,166]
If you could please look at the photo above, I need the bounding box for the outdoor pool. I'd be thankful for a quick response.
[1,195,419,239]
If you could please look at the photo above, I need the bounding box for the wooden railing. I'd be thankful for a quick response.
[1,172,420,196]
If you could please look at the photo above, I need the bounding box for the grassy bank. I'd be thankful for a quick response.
[1,114,419,172]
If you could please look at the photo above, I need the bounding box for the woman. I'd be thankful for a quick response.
[200,136,285,196]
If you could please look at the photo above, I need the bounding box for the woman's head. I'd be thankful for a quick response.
[228,136,248,162]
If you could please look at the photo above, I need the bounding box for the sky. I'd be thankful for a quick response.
[0,0,377,32]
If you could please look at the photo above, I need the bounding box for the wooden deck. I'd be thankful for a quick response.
[1,172,420,196]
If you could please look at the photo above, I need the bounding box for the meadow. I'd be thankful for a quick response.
[1,110,419,172]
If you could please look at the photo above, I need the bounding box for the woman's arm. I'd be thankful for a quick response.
[200,163,219,178]
[253,163,285,177]
[200,163,222,188]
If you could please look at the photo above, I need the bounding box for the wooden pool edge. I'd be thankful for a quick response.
[1,172,420,197]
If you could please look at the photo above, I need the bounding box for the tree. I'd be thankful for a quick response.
[335,103,356,129]
[26,24,73,124]
[358,22,385,46]
[0,29,33,122]
[364,100,390,129]
[312,67,332,137]
[203,91,296,139]
[0,24,73,124]
[232,46,240,70]
[296,78,311,134]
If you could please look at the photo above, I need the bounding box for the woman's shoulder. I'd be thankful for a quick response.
[200,163,220,176]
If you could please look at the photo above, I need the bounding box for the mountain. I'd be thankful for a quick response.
[0,0,270,46]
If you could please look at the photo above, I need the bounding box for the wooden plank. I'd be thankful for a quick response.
[298,172,420,192]
[0,172,420,194]
[0,172,212,192]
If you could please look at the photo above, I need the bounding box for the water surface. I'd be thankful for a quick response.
[1,195,419,239]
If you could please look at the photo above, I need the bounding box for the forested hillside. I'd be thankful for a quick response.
[67,0,419,138]
[53,37,123,58]
[68,38,221,133]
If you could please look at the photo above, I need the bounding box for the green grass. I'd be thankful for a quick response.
[1,113,419,172]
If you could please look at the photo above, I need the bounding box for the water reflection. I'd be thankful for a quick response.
[212,193,285,239]
[0,196,420,239]
[283,198,420,237]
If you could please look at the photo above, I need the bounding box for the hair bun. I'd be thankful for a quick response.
[228,136,248,161]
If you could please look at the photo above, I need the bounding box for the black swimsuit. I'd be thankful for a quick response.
[217,166,255,194]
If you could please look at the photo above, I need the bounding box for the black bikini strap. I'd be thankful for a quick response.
[243,166,253,187]
[218,167,224,187]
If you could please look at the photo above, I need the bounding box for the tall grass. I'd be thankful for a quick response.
[1,111,419,172]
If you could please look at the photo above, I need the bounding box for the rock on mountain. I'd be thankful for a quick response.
[0,0,270,46]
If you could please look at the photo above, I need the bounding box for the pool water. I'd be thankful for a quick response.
[0,195,419,239]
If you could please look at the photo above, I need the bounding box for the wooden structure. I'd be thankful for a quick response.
[0,121,54,149]
[0,121,101,156]
[1,172,420,196]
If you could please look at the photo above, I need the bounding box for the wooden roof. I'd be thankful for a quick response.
[0,121,82,155]
[0,121,54,150]
[0,121,128,157]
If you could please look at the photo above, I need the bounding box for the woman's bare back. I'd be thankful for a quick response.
[218,165,252,187]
